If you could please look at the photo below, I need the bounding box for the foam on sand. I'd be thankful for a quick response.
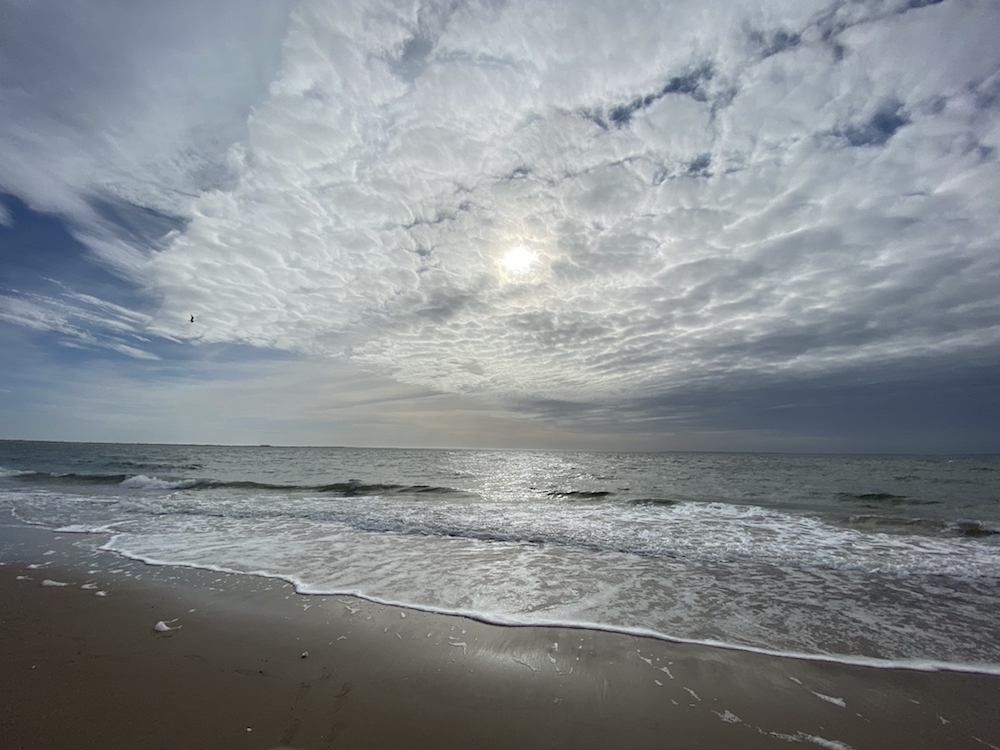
[813,691,847,707]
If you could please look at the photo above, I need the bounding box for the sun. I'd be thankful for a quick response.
[502,246,534,274]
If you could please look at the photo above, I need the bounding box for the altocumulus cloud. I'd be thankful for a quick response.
[1,0,999,445]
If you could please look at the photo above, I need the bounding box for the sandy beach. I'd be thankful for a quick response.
[1,522,999,750]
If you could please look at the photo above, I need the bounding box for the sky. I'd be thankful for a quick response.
[1,0,999,452]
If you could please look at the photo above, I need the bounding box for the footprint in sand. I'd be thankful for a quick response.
[322,682,353,745]
[279,718,302,745]
[294,681,311,705]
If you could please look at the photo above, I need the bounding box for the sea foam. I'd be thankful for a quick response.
[119,475,198,490]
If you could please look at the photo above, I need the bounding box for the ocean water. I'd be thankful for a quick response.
[1,440,999,672]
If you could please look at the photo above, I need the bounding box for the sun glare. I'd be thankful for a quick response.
[503,246,534,274]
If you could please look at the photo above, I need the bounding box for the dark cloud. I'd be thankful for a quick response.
[753,29,802,59]
[904,0,946,11]
[514,355,1000,453]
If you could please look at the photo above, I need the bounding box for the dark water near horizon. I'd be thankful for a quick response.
[2,440,999,672]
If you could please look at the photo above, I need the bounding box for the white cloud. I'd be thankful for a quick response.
[0,288,158,359]
[4,0,1000,415]
[0,0,292,274]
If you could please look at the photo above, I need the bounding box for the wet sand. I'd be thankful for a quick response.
[1,523,999,749]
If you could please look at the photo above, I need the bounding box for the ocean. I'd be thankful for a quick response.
[1,440,998,673]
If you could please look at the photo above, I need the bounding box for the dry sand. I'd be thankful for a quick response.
[1,523,999,749]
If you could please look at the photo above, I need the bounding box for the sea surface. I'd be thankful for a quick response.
[2,440,999,672]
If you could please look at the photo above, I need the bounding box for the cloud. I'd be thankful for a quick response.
[0,286,159,359]
[2,0,1000,437]
[0,0,292,275]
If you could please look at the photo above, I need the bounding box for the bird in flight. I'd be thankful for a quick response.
[190,315,195,323]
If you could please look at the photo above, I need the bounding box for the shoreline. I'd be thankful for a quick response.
[77,513,1000,679]
[103,543,1000,678]
[2,522,1000,749]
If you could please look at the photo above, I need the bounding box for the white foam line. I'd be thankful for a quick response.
[55,523,120,534]
[799,734,857,750]
[98,539,1000,677]
[812,691,846,707]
